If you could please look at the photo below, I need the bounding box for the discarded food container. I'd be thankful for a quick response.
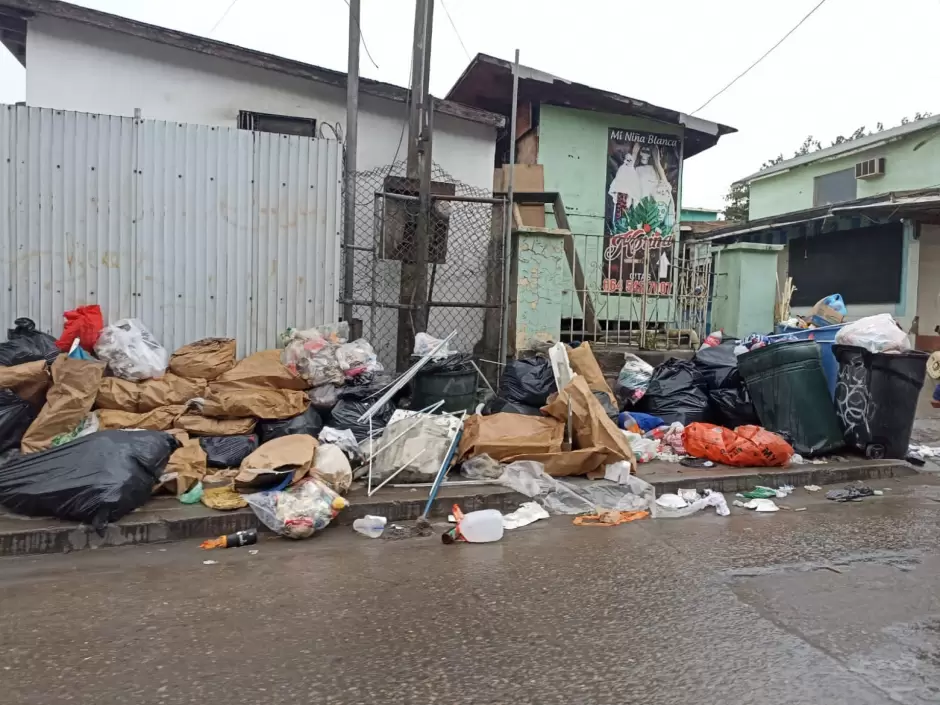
[832,344,927,458]
[457,509,504,543]
[737,340,844,457]
[768,323,846,399]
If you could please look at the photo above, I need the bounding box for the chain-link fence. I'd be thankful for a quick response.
[342,161,509,374]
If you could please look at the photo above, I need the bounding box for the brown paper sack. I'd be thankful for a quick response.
[215,349,308,391]
[156,437,207,496]
[96,375,206,413]
[168,338,236,380]
[0,360,50,408]
[567,342,616,405]
[457,413,564,463]
[542,376,635,472]
[504,447,611,478]
[236,434,317,488]
[21,356,105,453]
[174,414,256,436]
[202,384,307,419]
[97,405,186,431]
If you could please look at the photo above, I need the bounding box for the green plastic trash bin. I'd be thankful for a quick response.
[737,341,844,456]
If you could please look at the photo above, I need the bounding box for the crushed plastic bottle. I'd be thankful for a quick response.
[457,509,504,543]
[353,515,387,538]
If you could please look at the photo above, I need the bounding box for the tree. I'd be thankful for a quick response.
[720,113,932,222]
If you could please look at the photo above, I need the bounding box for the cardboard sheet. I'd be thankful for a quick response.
[567,342,616,405]
[174,414,256,436]
[457,413,564,463]
[158,437,207,496]
[96,374,206,413]
[0,360,50,408]
[20,356,105,453]
[97,405,186,431]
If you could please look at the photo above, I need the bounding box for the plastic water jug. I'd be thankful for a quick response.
[353,515,387,538]
[458,509,504,543]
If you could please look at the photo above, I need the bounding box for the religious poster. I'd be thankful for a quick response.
[603,128,681,295]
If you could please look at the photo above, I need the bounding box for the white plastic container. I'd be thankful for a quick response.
[458,509,504,543]
[353,515,387,538]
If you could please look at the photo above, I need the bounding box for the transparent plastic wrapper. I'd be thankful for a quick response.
[243,478,347,539]
[461,453,503,480]
[336,339,383,379]
[835,313,911,354]
[414,332,453,358]
[318,426,362,463]
[653,489,729,518]
[279,322,349,349]
[497,460,654,515]
[281,334,344,387]
[308,384,341,411]
[616,353,654,402]
[94,319,169,381]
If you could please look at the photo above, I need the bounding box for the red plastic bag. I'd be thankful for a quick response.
[56,305,104,352]
[683,423,793,467]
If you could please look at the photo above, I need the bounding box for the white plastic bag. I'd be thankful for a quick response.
[414,332,453,359]
[617,353,654,392]
[243,478,346,539]
[652,489,729,518]
[835,313,911,354]
[318,426,361,463]
[94,319,168,381]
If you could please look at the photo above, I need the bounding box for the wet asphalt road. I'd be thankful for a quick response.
[5,476,940,705]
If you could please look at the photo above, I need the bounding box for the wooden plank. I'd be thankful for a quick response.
[496,164,545,227]
[552,194,597,339]
[516,130,539,166]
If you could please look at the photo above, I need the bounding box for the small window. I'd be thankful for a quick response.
[238,111,316,137]
[813,168,856,207]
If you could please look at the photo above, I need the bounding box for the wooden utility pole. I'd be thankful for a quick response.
[396,0,435,371]
[342,0,360,326]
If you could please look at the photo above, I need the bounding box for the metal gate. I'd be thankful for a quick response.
[343,162,509,373]
[559,231,713,349]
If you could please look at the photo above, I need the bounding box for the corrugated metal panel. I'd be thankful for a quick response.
[0,105,342,356]
[0,105,136,336]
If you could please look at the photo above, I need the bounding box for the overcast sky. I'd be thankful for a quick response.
[1,0,938,210]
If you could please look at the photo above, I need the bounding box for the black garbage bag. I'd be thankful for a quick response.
[693,342,741,390]
[708,387,760,428]
[0,318,60,367]
[498,357,557,407]
[330,398,394,441]
[417,352,474,374]
[0,388,36,454]
[482,397,544,416]
[592,390,620,422]
[0,430,178,531]
[256,404,324,444]
[198,435,259,468]
[636,358,711,426]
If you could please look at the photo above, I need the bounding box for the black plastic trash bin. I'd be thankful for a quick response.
[737,340,844,456]
[832,344,927,458]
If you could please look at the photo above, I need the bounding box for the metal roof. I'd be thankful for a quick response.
[446,53,737,158]
[695,187,940,242]
[0,0,505,128]
[736,115,940,184]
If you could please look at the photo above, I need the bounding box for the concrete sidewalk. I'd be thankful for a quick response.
[0,457,917,556]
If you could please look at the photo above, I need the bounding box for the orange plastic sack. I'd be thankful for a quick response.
[683,423,793,467]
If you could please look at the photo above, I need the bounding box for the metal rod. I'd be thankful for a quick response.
[342,0,360,325]
[356,330,457,422]
[390,480,496,488]
[338,298,503,310]
[378,191,507,206]
[365,400,445,461]
[421,413,465,516]
[368,448,428,496]
[499,48,520,369]
[470,359,496,395]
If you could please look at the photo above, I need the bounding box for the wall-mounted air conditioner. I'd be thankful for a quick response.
[855,157,886,179]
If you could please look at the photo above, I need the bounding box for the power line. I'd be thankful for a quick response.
[692,0,830,115]
[342,0,380,69]
[208,0,241,35]
[439,0,472,62]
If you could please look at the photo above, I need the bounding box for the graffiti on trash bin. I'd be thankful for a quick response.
[834,361,872,437]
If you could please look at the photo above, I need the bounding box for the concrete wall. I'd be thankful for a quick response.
[748,126,940,220]
[23,16,496,191]
[537,104,684,323]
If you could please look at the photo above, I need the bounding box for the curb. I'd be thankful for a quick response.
[0,460,916,557]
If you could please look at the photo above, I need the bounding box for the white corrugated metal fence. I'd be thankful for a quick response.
[0,104,342,356]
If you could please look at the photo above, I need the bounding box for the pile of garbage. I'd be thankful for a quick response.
[0,311,403,538]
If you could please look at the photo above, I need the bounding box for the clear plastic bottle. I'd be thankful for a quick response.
[458,509,504,543]
[353,515,387,538]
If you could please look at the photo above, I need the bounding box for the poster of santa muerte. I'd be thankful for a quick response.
[603,127,681,295]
